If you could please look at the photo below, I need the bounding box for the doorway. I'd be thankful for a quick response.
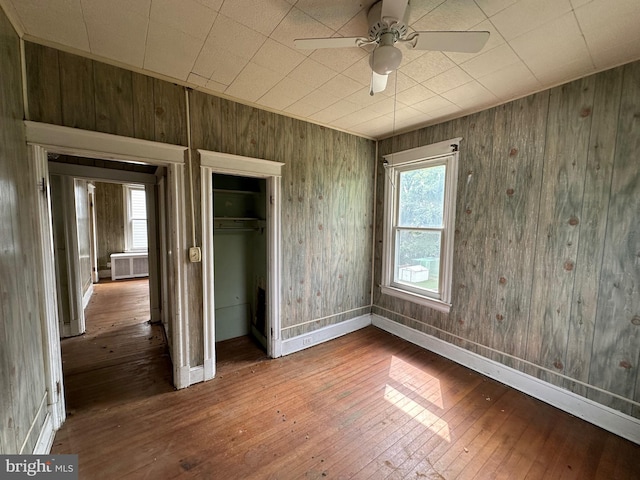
[26,121,190,435]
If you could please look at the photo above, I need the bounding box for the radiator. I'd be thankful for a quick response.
[110,252,149,280]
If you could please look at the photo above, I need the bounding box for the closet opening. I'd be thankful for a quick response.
[213,173,269,368]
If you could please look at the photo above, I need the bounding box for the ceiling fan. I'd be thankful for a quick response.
[294,0,489,95]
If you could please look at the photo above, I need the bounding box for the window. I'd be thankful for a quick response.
[381,138,460,312]
[124,184,147,251]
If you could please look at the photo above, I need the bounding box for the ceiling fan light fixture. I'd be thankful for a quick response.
[370,43,402,75]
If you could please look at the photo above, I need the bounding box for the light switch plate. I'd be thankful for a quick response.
[189,246,201,263]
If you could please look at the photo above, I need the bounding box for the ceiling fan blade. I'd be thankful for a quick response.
[294,37,367,49]
[381,0,409,23]
[408,31,490,53]
[370,71,388,96]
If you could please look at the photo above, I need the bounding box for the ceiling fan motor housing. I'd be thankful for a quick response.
[367,0,409,41]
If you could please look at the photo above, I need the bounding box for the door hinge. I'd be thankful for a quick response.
[56,381,61,397]
[38,177,47,198]
[270,195,274,206]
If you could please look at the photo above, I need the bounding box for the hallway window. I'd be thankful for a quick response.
[124,184,147,251]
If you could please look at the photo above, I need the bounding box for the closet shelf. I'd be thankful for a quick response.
[213,188,260,196]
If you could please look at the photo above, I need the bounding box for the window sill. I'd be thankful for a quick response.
[380,285,451,313]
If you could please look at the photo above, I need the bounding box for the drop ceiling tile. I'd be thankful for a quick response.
[391,71,419,93]
[395,84,436,106]
[345,87,384,108]
[193,0,223,11]
[187,72,208,87]
[220,0,292,37]
[287,58,337,88]
[310,45,368,73]
[460,42,520,78]
[510,12,594,84]
[474,0,517,17]
[337,7,372,37]
[443,19,505,64]
[82,0,151,18]
[192,14,266,78]
[575,0,640,70]
[300,89,340,110]
[252,39,306,76]
[441,80,497,107]
[285,100,322,117]
[149,0,217,40]
[477,61,541,100]
[14,0,89,50]
[258,77,315,110]
[425,102,462,121]
[318,74,365,99]
[411,94,455,114]
[570,0,593,7]
[490,0,573,41]
[353,114,393,137]
[407,0,448,24]
[144,21,202,80]
[295,0,364,31]
[400,51,456,83]
[205,79,226,93]
[311,100,359,123]
[197,53,247,85]
[82,1,149,66]
[271,7,335,49]
[367,96,397,115]
[343,56,374,86]
[225,62,283,101]
[412,0,487,32]
[422,66,472,94]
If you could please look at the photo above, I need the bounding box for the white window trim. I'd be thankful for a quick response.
[123,184,148,252]
[381,137,460,313]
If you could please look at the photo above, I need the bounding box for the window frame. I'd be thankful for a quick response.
[123,184,148,252]
[380,138,460,313]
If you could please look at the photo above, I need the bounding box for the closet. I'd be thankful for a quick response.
[213,174,267,349]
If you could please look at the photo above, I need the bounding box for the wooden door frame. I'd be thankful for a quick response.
[25,121,193,438]
[200,149,284,380]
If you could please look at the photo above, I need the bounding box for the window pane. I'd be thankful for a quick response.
[398,164,445,228]
[131,219,147,250]
[394,230,441,293]
[130,189,147,219]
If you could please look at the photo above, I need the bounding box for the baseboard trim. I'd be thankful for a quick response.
[281,314,372,356]
[33,413,55,454]
[82,283,93,310]
[189,365,204,385]
[372,314,640,445]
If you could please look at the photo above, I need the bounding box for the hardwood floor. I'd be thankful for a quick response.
[52,281,639,479]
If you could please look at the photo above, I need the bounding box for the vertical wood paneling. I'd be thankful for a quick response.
[220,98,237,154]
[236,103,259,158]
[93,62,134,137]
[564,68,623,396]
[588,62,640,414]
[131,72,156,141]
[24,42,61,124]
[189,90,221,152]
[95,182,124,270]
[526,78,595,383]
[490,93,548,365]
[374,61,640,418]
[59,51,95,130]
[451,109,493,352]
[153,79,187,145]
[0,10,47,453]
[307,123,324,321]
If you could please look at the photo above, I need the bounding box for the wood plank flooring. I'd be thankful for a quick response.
[52,280,639,479]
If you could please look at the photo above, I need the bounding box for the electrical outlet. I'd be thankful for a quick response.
[302,337,312,346]
[106,262,111,268]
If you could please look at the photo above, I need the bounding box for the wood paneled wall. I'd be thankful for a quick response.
[375,62,640,418]
[0,10,48,453]
[25,43,375,363]
[94,182,125,271]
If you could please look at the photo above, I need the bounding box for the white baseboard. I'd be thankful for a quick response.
[33,413,55,454]
[372,314,640,445]
[189,365,204,384]
[82,283,93,310]
[281,314,372,356]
